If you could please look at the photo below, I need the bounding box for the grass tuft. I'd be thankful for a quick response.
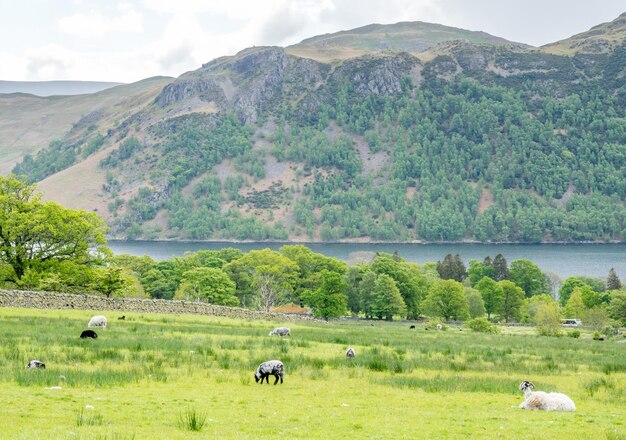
[177,407,207,432]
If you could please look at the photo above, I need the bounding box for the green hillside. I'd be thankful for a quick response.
[8,16,626,243]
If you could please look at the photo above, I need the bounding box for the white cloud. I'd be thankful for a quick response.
[57,3,144,37]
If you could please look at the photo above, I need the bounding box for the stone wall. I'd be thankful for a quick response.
[0,290,318,322]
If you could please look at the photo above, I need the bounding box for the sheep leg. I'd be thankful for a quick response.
[273,374,279,385]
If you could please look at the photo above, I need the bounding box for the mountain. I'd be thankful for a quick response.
[286,21,527,62]
[0,77,173,174]
[0,80,123,96]
[6,16,626,243]
[542,12,626,55]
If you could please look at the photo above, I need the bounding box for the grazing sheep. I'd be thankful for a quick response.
[118,315,126,320]
[87,315,107,328]
[26,360,46,369]
[269,327,291,337]
[255,360,284,385]
[346,348,356,359]
[409,325,416,329]
[518,381,576,411]
[435,323,443,331]
[80,329,98,339]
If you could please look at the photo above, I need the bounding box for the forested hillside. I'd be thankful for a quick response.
[10,15,626,242]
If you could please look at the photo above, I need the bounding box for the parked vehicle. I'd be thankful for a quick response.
[562,319,583,327]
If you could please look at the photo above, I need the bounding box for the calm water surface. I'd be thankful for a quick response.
[108,241,626,280]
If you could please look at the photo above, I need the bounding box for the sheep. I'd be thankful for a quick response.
[80,329,98,339]
[409,325,416,329]
[518,381,576,411]
[26,360,46,369]
[87,315,107,328]
[118,315,126,320]
[435,323,443,331]
[346,347,356,359]
[254,360,284,385]
[269,327,290,337]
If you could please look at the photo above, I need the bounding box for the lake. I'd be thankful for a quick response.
[107,241,626,280]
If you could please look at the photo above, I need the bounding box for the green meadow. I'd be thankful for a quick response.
[0,308,625,439]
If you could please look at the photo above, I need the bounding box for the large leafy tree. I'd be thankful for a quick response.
[422,279,470,321]
[558,277,587,306]
[173,267,238,306]
[509,259,546,297]
[475,276,503,319]
[302,270,348,319]
[370,253,429,319]
[0,175,108,281]
[608,292,626,326]
[497,280,524,322]
[223,249,299,309]
[371,273,406,321]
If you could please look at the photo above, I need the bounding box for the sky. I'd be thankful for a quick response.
[0,0,624,83]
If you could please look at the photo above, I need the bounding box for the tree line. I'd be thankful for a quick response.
[1,175,624,332]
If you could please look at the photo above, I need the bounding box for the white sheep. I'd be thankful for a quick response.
[269,327,290,337]
[87,315,107,328]
[518,381,576,411]
[346,347,356,359]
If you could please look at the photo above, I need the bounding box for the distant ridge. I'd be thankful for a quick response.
[0,80,124,97]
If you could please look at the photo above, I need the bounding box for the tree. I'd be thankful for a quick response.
[359,270,379,319]
[523,294,555,323]
[492,254,509,281]
[93,266,126,298]
[174,267,238,306]
[564,288,586,319]
[607,268,622,291]
[535,302,562,336]
[371,253,429,319]
[370,274,406,320]
[302,270,348,319]
[607,292,626,326]
[0,175,108,281]
[468,259,493,287]
[464,287,486,319]
[558,277,587,306]
[344,265,364,315]
[223,249,299,309]
[422,279,470,321]
[476,276,503,319]
[436,254,467,282]
[498,280,524,322]
[509,259,546,297]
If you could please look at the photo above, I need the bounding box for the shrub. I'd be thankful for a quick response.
[567,330,581,338]
[424,319,448,331]
[177,407,207,432]
[466,317,500,334]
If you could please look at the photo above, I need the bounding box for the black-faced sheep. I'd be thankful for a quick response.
[87,315,107,328]
[26,360,46,369]
[518,381,576,411]
[255,360,284,385]
[118,315,126,320]
[80,329,98,339]
[409,325,416,329]
[346,347,356,359]
[269,327,290,337]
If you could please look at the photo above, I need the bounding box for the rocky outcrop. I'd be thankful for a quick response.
[0,290,320,322]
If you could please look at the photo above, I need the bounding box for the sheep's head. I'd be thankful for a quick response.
[519,381,534,392]
[254,370,261,383]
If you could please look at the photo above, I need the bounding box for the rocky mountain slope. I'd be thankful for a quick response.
[5,14,626,243]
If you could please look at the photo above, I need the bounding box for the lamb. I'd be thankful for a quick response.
[87,315,107,328]
[518,381,576,411]
[254,360,284,385]
[269,327,290,337]
[26,360,46,369]
[346,347,356,359]
[80,329,98,339]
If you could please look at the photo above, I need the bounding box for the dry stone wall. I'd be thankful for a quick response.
[0,290,318,322]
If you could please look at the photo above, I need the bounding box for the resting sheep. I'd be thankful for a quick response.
[26,360,46,369]
[518,381,576,411]
[269,327,290,337]
[87,315,107,328]
[346,347,356,359]
[255,360,284,385]
[80,329,98,339]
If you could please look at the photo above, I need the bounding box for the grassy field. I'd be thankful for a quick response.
[0,308,625,439]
